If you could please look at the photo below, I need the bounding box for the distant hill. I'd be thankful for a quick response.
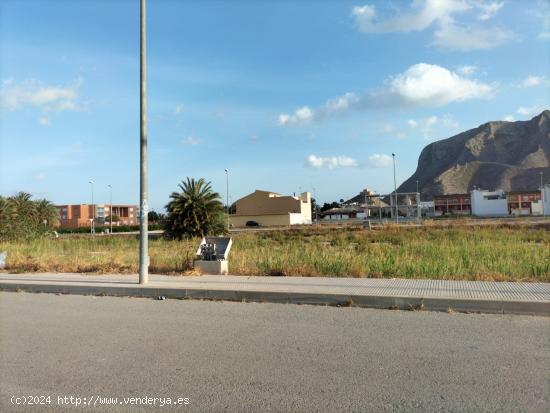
[398,110,550,199]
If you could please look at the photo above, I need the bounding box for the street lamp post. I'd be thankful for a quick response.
[224,169,229,213]
[313,187,316,222]
[108,184,113,233]
[541,172,545,215]
[392,153,398,224]
[89,180,94,234]
[139,0,149,284]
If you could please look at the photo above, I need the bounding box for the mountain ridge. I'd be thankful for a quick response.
[398,110,550,199]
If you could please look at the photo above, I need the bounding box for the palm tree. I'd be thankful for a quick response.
[0,196,16,238]
[0,192,60,240]
[8,192,38,238]
[35,199,60,228]
[165,178,225,239]
[9,192,36,220]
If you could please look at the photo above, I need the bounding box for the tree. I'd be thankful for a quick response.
[311,198,320,221]
[35,199,59,228]
[0,192,59,240]
[148,210,160,223]
[164,178,226,239]
[321,201,340,212]
[0,196,16,240]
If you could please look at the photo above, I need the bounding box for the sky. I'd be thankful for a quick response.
[1,0,549,211]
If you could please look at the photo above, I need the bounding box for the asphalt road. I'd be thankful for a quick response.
[0,292,548,412]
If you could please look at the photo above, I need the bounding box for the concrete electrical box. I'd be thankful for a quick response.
[193,237,232,275]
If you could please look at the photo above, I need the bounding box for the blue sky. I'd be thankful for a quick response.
[1,0,549,210]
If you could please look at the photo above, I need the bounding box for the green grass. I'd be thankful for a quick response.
[1,225,548,281]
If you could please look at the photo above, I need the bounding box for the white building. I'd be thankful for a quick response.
[470,189,508,216]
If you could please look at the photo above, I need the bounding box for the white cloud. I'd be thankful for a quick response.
[278,93,358,125]
[324,92,359,112]
[306,154,358,169]
[278,106,313,125]
[175,104,184,114]
[352,1,514,51]
[433,24,514,51]
[181,136,203,146]
[279,63,493,126]
[457,65,477,75]
[367,154,393,168]
[39,117,50,126]
[36,172,46,181]
[530,0,550,40]
[503,115,515,122]
[407,113,459,140]
[379,122,408,138]
[517,106,542,117]
[352,0,470,33]
[377,63,494,107]
[518,75,549,88]
[0,78,82,112]
[408,115,439,139]
[477,1,503,20]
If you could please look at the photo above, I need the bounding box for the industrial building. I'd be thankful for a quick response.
[433,194,471,216]
[470,189,508,216]
[432,188,545,217]
[228,190,311,227]
[506,191,542,215]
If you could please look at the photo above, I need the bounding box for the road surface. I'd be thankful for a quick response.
[1,292,548,412]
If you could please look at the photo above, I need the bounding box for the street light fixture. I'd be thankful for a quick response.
[89,180,94,234]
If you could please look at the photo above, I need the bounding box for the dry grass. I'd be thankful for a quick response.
[0,225,548,281]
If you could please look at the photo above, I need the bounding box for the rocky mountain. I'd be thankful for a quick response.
[399,110,550,199]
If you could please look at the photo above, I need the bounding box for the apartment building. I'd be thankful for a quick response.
[56,204,138,228]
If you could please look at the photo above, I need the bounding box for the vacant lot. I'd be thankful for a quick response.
[1,225,548,281]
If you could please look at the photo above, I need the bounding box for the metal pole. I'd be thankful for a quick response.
[225,169,229,213]
[108,184,112,233]
[392,153,398,224]
[139,0,149,284]
[416,180,419,196]
[541,172,545,216]
[89,180,94,234]
[313,187,316,222]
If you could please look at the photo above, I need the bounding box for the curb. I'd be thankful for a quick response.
[1,281,549,316]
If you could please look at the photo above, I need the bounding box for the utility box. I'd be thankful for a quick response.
[193,237,232,275]
[0,251,6,269]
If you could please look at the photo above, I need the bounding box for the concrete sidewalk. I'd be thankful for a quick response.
[1,272,549,315]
